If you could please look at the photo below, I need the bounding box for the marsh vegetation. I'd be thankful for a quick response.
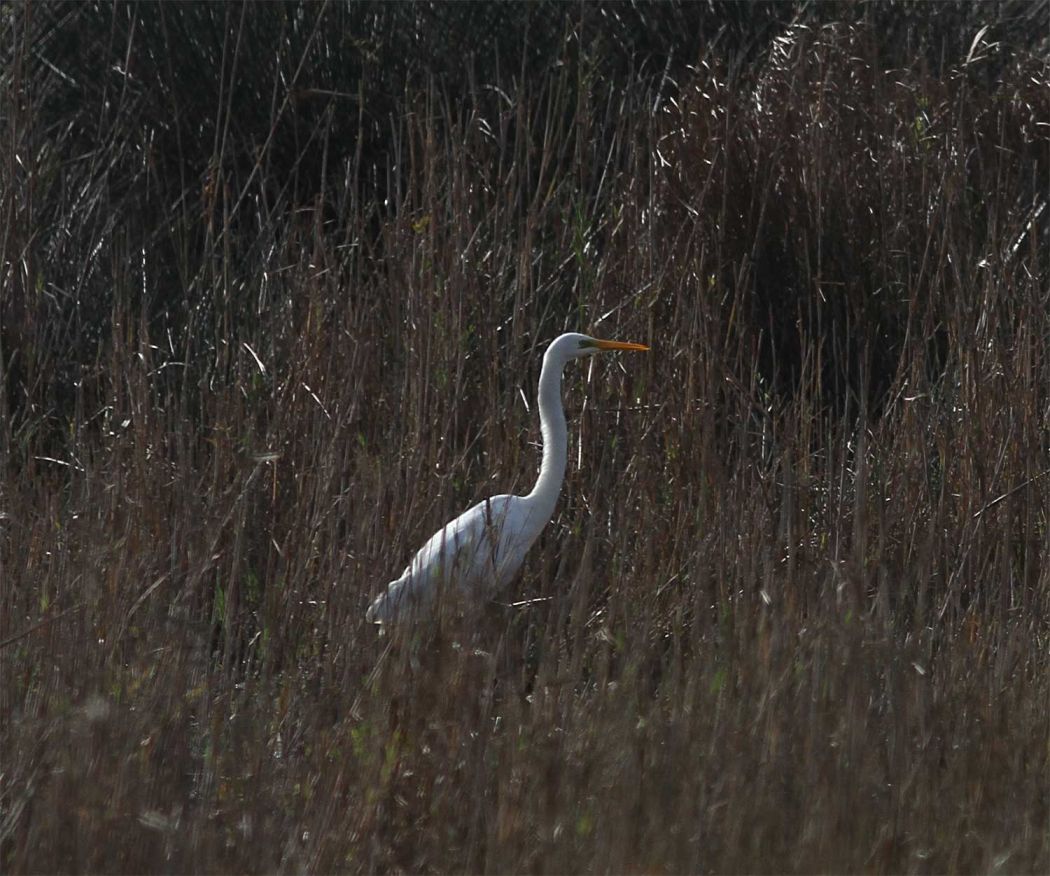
[3,2,1049,871]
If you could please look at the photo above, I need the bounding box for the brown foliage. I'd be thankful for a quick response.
[2,4,1049,873]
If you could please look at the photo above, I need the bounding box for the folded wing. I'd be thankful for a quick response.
[366,494,535,623]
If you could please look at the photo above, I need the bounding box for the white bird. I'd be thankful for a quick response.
[365,332,648,624]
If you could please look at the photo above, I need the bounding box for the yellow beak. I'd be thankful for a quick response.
[592,338,650,352]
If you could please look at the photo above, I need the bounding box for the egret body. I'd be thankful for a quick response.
[365,332,647,623]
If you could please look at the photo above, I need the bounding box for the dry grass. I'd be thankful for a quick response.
[3,3,1050,872]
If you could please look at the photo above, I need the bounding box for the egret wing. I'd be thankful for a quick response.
[366,495,519,622]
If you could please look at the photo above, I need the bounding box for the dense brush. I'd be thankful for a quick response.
[2,4,1049,872]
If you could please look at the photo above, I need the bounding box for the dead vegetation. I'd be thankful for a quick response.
[2,2,1050,872]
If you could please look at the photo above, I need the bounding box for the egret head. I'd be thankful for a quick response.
[546,332,649,364]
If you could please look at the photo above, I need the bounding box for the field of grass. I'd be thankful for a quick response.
[3,2,1050,872]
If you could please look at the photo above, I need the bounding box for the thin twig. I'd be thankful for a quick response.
[0,603,86,651]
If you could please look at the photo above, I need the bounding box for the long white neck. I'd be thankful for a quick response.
[523,349,569,533]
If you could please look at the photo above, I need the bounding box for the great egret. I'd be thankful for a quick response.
[365,332,648,624]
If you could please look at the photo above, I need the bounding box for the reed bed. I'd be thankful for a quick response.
[2,3,1049,872]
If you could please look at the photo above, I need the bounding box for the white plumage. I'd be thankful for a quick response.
[366,332,648,624]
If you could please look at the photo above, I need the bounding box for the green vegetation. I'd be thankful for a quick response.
[2,2,1049,872]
